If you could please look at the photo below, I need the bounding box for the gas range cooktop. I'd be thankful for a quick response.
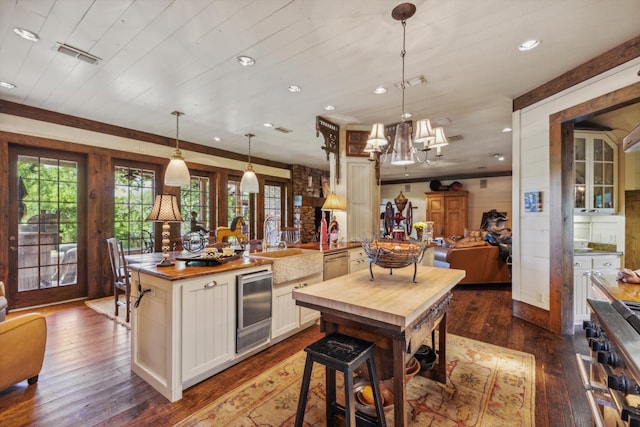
[611,300,640,334]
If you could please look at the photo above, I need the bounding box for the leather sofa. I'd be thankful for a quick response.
[0,282,47,391]
[434,244,511,285]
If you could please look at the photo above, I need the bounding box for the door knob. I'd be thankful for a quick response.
[9,246,17,252]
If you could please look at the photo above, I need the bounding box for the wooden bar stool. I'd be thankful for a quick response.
[295,332,386,427]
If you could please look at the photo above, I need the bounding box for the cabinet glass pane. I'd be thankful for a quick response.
[604,163,613,185]
[603,141,613,162]
[592,162,603,185]
[593,139,603,161]
[603,187,613,209]
[593,187,603,209]
[575,162,585,185]
[575,138,586,161]
[575,186,585,209]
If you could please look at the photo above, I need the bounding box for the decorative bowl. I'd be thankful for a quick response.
[353,380,394,417]
[362,239,427,269]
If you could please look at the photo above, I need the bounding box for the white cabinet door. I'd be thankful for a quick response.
[181,273,235,383]
[349,247,369,274]
[573,257,592,325]
[298,272,323,325]
[574,131,617,214]
[272,283,299,338]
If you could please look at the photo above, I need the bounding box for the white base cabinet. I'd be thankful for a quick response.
[349,247,368,274]
[573,255,620,325]
[271,272,323,340]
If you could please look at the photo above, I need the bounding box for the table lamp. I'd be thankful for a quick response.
[146,194,183,267]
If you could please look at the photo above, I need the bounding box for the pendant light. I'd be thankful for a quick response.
[164,111,191,187]
[390,3,417,166]
[240,133,259,194]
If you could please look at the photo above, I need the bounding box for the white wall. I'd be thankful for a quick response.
[381,176,512,238]
[512,56,640,307]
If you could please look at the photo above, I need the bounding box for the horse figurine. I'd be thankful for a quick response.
[215,216,248,243]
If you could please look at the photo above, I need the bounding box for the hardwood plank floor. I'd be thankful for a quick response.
[0,284,592,427]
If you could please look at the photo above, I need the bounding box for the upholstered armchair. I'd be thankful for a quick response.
[0,285,47,390]
[0,282,7,321]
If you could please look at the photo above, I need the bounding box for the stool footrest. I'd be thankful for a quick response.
[332,402,383,427]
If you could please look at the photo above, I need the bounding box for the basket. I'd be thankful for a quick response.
[362,239,427,282]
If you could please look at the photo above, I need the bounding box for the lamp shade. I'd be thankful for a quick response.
[390,121,415,165]
[413,119,435,145]
[322,193,342,211]
[240,164,259,193]
[367,123,388,146]
[429,127,449,149]
[164,150,191,187]
[146,194,183,222]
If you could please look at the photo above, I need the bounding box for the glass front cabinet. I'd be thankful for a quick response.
[574,131,617,214]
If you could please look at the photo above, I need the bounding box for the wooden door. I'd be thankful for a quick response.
[444,194,468,237]
[626,190,640,268]
[426,194,445,237]
[8,146,86,309]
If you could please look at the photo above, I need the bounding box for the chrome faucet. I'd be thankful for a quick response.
[263,215,279,250]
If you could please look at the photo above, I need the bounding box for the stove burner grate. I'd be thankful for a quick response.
[612,300,640,334]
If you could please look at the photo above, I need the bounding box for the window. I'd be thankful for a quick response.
[264,184,282,220]
[114,165,156,253]
[180,175,210,236]
[227,179,251,240]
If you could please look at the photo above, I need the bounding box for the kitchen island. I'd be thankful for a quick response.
[292,264,465,426]
[127,255,272,402]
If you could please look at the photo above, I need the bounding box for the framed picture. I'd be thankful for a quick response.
[524,191,542,212]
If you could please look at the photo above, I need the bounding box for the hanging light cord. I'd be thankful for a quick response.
[400,19,407,121]
[245,133,255,165]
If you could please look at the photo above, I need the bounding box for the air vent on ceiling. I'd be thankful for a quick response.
[447,134,463,142]
[55,43,101,64]
[274,126,292,134]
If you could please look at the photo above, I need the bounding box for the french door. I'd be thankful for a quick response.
[8,146,86,308]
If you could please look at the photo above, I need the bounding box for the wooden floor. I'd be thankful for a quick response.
[0,284,591,427]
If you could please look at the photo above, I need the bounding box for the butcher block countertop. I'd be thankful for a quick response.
[127,255,271,281]
[591,274,640,303]
[293,265,465,331]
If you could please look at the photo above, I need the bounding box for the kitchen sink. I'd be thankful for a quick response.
[249,248,323,284]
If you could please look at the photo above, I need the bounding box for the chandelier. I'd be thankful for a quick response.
[365,3,449,166]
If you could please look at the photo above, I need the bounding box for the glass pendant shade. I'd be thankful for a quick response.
[414,119,435,145]
[390,121,415,165]
[164,111,190,187]
[368,123,388,146]
[240,164,259,193]
[164,149,191,187]
[429,126,449,149]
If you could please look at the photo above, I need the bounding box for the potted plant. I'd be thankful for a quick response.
[413,222,428,240]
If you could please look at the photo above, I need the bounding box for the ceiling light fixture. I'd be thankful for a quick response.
[365,3,450,167]
[288,85,301,93]
[13,27,39,42]
[502,127,512,133]
[240,133,259,194]
[324,104,336,111]
[374,87,387,95]
[518,39,540,51]
[493,153,505,161]
[164,111,191,187]
[213,136,222,142]
[263,122,274,128]
[237,55,255,66]
[0,81,17,89]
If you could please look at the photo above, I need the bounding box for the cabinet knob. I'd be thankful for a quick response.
[204,281,217,288]
[603,262,612,267]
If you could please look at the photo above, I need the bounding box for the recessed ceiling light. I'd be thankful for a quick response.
[237,55,255,66]
[263,123,274,128]
[0,81,17,89]
[493,153,505,161]
[518,39,540,51]
[401,112,412,120]
[13,27,39,42]
[324,105,335,111]
[213,137,222,142]
[288,85,301,93]
[502,127,512,133]
[374,86,387,95]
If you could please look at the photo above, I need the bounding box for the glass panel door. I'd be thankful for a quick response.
[9,146,85,308]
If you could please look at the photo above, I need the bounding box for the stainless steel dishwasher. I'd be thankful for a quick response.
[323,251,349,280]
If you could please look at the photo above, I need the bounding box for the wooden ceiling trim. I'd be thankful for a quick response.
[0,100,291,170]
[513,35,640,112]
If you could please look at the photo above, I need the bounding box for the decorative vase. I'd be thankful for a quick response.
[416,229,424,241]
[425,221,434,244]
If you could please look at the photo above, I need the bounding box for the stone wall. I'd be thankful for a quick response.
[292,164,329,243]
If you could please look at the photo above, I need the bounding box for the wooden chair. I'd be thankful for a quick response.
[106,238,131,323]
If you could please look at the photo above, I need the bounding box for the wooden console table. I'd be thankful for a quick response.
[293,265,465,426]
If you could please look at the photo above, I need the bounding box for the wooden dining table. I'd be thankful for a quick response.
[292,264,465,426]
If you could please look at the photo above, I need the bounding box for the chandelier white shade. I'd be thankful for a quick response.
[367,123,388,146]
[240,133,259,194]
[428,127,449,149]
[164,111,191,187]
[413,119,435,144]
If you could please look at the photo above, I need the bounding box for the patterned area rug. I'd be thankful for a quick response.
[175,334,535,426]
[84,296,130,329]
